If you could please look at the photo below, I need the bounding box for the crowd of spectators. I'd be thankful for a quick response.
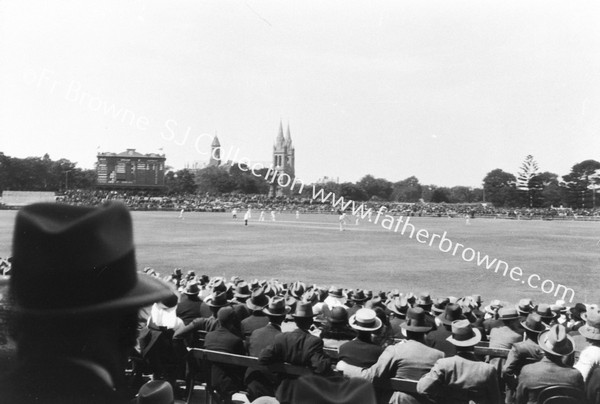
[2,201,600,404]
[3,188,596,220]
[130,267,600,404]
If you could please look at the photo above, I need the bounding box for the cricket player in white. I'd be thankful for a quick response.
[244,210,250,226]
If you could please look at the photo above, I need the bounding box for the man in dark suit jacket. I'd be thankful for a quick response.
[386,296,408,339]
[0,203,173,404]
[503,313,546,404]
[241,287,270,339]
[338,307,444,404]
[176,282,212,324]
[339,308,384,368]
[258,302,332,377]
[425,303,465,357]
[516,324,584,404]
[245,296,290,401]
[418,319,500,404]
[204,306,245,404]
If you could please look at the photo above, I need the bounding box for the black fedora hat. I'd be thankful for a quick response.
[206,291,230,308]
[292,302,316,318]
[401,307,433,333]
[184,282,200,296]
[351,289,369,303]
[437,304,466,326]
[246,287,269,311]
[263,296,291,317]
[10,202,172,317]
[234,282,252,299]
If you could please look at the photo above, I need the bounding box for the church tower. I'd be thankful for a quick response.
[208,134,221,167]
[270,120,296,196]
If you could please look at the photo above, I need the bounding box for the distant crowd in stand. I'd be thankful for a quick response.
[6,188,597,219]
[134,267,600,404]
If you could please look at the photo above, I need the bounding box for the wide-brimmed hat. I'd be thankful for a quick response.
[432,297,450,314]
[446,319,482,347]
[302,290,318,306]
[535,304,557,319]
[184,282,200,296]
[249,279,260,291]
[328,286,344,299]
[580,304,600,341]
[289,281,306,299]
[262,296,291,317]
[484,299,503,315]
[401,307,433,332]
[521,312,548,334]
[387,296,409,317]
[234,282,252,299]
[570,303,587,321]
[328,306,349,324]
[516,298,534,315]
[538,324,574,357]
[292,302,316,318]
[246,287,269,311]
[206,291,229,308]
[416,292,433,309]
[351,290,369,302]
[9,202,172,317]
[437,304,466,326]
[136,380,177,404]
[210,278,227,293]
[349,308,382,332]
[498,307,520,321]
[263,284,277,298]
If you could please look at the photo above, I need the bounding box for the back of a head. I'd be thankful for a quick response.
[7,203,173,390]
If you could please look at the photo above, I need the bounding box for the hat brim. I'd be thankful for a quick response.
[447,327,482,347]
[247,300,268,311]
[499,315,520,321]
[400,323,432,333]
[262,307,291,317]
[538,329,575,356]
[520,320,548,334]
[11,273,173,317]
[349,314,382,332]
[437,313,466,326]
[386,302,407,317]
[292,312,317,318]
[234,293,251,299]
[432,307,445,314]
[579,324,600,341]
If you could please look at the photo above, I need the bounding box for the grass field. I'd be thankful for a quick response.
[1,210,598,305]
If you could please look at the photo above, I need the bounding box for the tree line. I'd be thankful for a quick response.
[1,152,599,208]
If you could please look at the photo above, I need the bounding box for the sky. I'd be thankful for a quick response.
[1,0,599,187]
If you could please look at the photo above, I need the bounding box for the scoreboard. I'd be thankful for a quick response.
[97,149,166,188]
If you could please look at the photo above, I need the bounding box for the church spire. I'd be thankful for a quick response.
[275,119,285,148]
[285,122,292,147]
[211,132,220,147]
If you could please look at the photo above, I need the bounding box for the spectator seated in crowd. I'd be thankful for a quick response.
[516,324,584,404]
[417,319,501,404]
